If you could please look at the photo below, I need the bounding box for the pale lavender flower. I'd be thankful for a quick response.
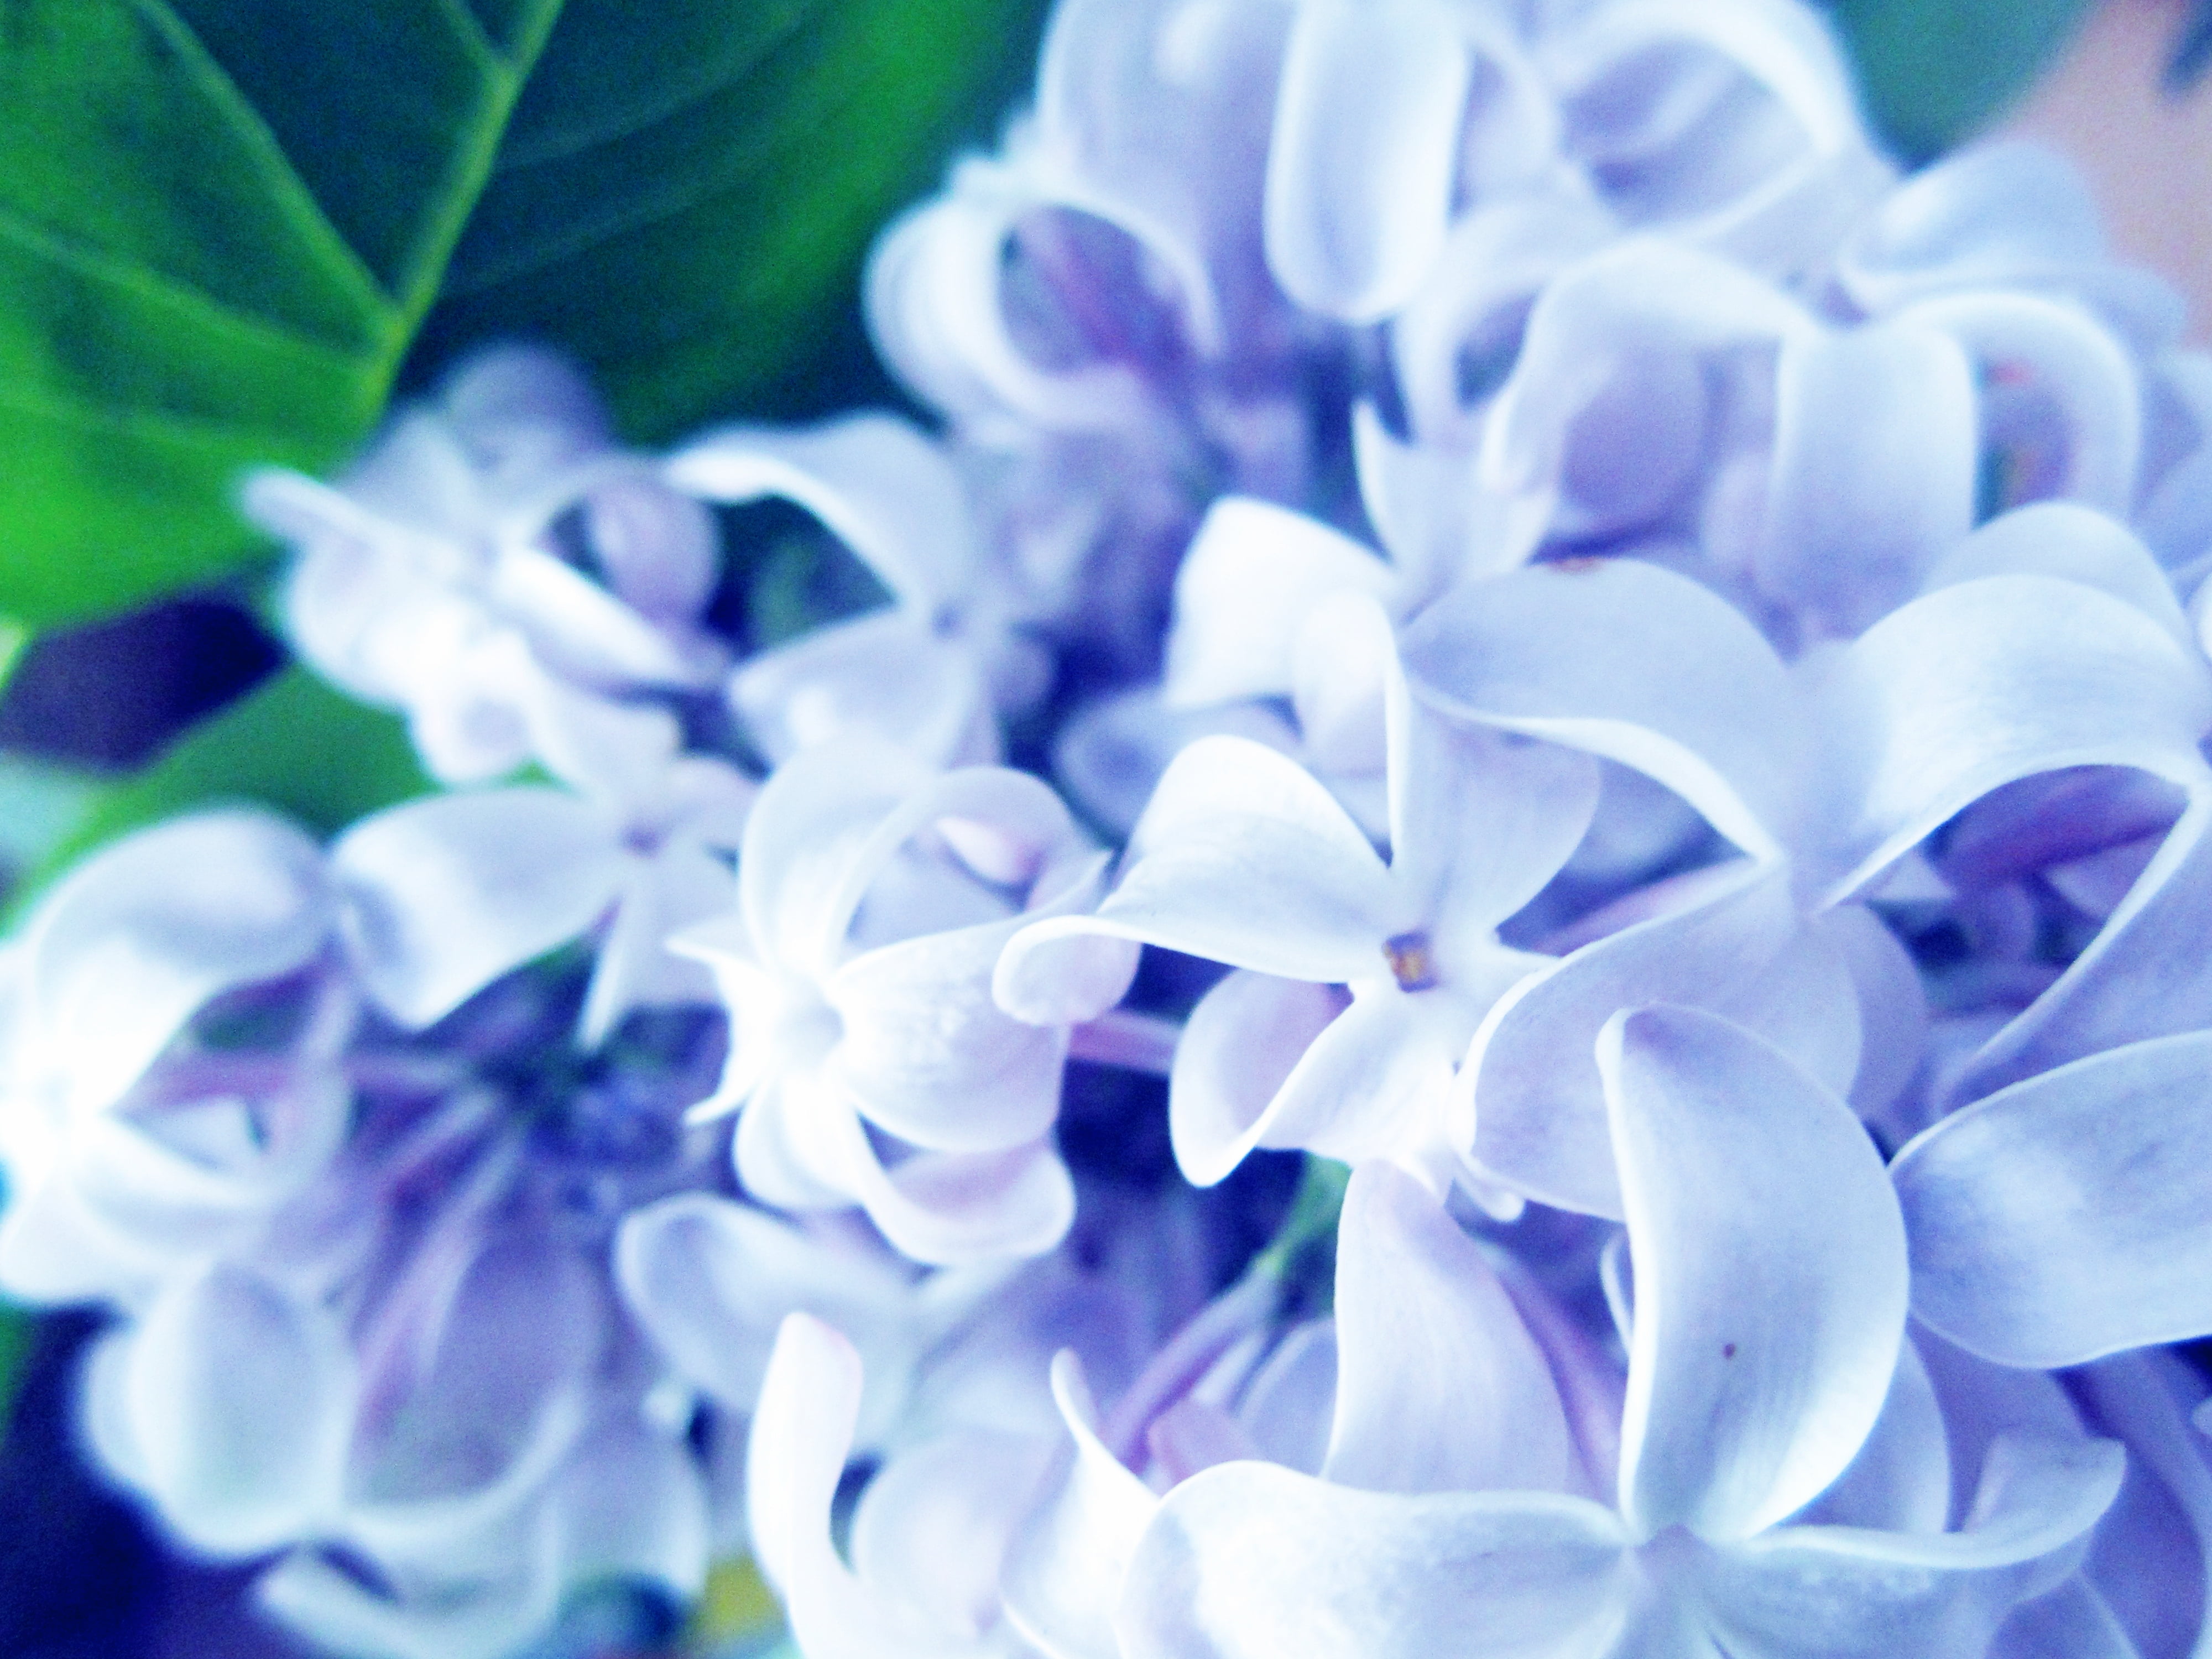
[244,346,724,787]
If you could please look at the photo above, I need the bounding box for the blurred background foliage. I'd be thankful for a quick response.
[0,0,2201,1652]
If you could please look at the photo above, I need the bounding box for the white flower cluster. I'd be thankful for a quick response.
[11,1,2212,1656]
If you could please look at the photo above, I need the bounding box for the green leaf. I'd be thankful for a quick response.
[12,666,431,913]
[0,1301,28,1450]
[0,0,1047,626]
[1824,0,2096,163]
[409,0,1051,440]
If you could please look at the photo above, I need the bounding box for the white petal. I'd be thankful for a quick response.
[1323,1162,1572,1498]
[258,1546,559,1659]
[1480,242,1810,557]
[854,1134,1078,1268]
[1000,735,1390,999]
[747,1313,977,1657]
[1402,559,1802,860]
[1167,971,1344,1186]
[613,1192,917,1417]
[1837,142,2107,314]
[850,1430,1057,1640]
[1462,863,1853,1218]
[547,1415,709,1600]
[1601,1006,1908,1543]
[333,788,626,1027]
[1791,1336,1951,1536]
[1923,503,2190,649]
[1116,1462,1630,1659]
[576,842,727,1048]
[667,413,974,613]
[1817,576,2212,899]
[1177,984,1453,1183]
[121,1265,353,1554]
[731,609,991,769]
[1819,904,1928,1122]
[1706,1435,2124,1659]
[831,917,1067,1154]
[1263,0,1469,320]
[18,810,331,1117]
[487,542,712,690]
[1895,1031,2212,1366]
[1162,498,1396,709]
[729,738,925,978]
[1003,1350,1164,1659]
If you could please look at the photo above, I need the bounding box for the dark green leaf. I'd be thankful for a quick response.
[407,0,1051,438]
[0,0,1047,627]
[0,1302,27,1448]
[1823,0,2095,163]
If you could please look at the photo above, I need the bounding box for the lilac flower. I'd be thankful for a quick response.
[244,347,724,786]
[667,413,1048,766]
[674,741,1125,1265]
[1000,597,1595,1191]
[1112,1011,2120,1658]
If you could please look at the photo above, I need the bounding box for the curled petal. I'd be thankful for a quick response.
[1707,1435,2124,1659]
[1004,1351,1160,1659]
[851,1431,1057,1641]
[614,1192,918,1422]
[258,1546,557,1659]
[748,1314,977,1657]
[1923,503,2190,649]
[116,1265,353,1554]
[1601,1006,1907,1543]
[1403,559,1802,860]
[1324,1162,1571,1498]
[730,609,993,770]
[833,918,1068,1154]
[17,811,331,1117]
[1264,0,1469,320]
[1117,1463,1630,1659]
[1176,983,1451,1184]
[1897,290,2140,515]
[1896,1031,2212,1366]
[1168,972,1345,1186]
[667,413,973,613]
[1164,498,1396,708]
[1000,735,1390,998]
[1818,576,2212,899]
[334,789,626,1029]
[1462,863,1855,1218]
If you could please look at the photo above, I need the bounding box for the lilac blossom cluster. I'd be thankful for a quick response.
[11,0,2212,1655]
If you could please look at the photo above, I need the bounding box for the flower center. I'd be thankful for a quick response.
[1383,930,1438,992]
